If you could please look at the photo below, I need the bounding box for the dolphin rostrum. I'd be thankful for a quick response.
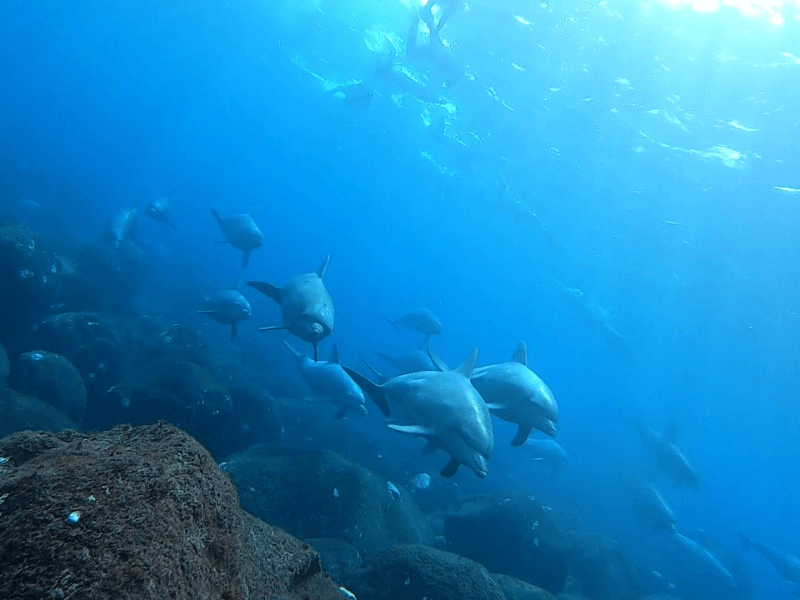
[210,208,263,268]
[283,340,367,419]
[382,308,443,339]
[343,349,493,478]
[629,420,701,491]
[247,256,334,361]
[430,341,558,445]
[740,534,800,594]
[197,287,251,340]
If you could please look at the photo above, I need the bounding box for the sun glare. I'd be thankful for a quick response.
[660,0,795,24]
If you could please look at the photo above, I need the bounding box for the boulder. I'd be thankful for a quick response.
[105,358,236,457]
[223,445,433,556]
[306,537,363,582]
[342,543,506,600]
[17,350,87,422]
[0,422,343,600]
[0,388,78,439]
[494,573,557,600]
[567,531,642,600]
[443,493,572,594]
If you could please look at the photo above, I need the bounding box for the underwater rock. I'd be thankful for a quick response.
[567,531,643,600]
[222,445,433,556]
[443,492,572,594]
[305,538,363,582]
[0,422,343,600]
[17,350,87,422]
[227,380,283,450]
[0,223,61,340]
[0,387,78,438]
[105,358,235,458]
[0,341,8,386]
[493,573,557,600]
[341,543,506,600]
[148,322,242,383]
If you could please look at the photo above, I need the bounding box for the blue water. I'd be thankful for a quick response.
[2,1,799,598]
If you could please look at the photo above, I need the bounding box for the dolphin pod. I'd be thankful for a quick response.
[343,349,494,479]
[247,256,334,362]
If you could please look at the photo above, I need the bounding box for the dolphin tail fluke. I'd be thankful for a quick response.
[342,366,391,417]
[426,344,449,372]
[230,323,237,341]
[440,457,461,478]
[210,208,224,228]
[242,251,250,269]
[316,255,331,279]
[510,425,532,446]
[247,280,282,304]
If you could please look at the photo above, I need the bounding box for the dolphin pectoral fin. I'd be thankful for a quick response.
[247,280,282,303]
[210,208,225,227]
[455,349,479,378]
[334,406,347,420]
[329,344,341,364]
[511,341,528,366]
[342,366,391,417]
[387,424,435,437]
[316,255,331,279]
[242,250,250,268]
[258,324,288,332]
[166,218,177,230]
[421,439,437,454]
[197,310,220,314]
[510,425,533,446]
[230,323,237,341]
[426,344,449,372]
[282,339,302,357]
[440,457,461,478]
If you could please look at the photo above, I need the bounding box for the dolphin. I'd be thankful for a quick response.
[106,205,140,248]
[524,438,568,476]
[382,308,442,339]
[247,256,334,361]
[670,531,736,588]
[283,340,367,419]
[631,481,676,533]
[432,341,557,445]
[375,347,446,375]
[197,287,251,340]
[740,534,800,593]
[629,420,701,491]
[145,193,177,229]
[343,349,493,478]
[210,208,263,268]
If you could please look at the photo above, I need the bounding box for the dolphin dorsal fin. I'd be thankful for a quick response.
[426,345,449,372]
[317,255,331,279]
[511,341,528,366]
[664,422,678,444]
[456,349,479,378]
[329,343,341,364]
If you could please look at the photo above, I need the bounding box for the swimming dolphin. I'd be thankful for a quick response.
[524,438,568,476]
[431,341,557,445]
[106,205,140,248]
[247,256,334,361]
[210,208,263,268]
[197,288,251,340]
[629,420,701,491]
[343,349,493,478]
[382,308,442,339]
[283,340,367,419]
[631,481,676,532]
[670,531,736,588]
[739,534,800,593]
[145,194,177,229]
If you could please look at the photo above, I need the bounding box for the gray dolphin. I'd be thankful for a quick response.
[343,349,493,478]
[283,340,367,419]
[431,341,558,445]
[210,208,263,268]
[524,438,568,476]
[670,530,736,588]
[107,205,140,248]
[382,308,442,339]
[145,193,177,230]
[198,288,251,340]
[740,534,800,593]
[631,481,676,532]
[247,256,334,361]
[629,420,701,491]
